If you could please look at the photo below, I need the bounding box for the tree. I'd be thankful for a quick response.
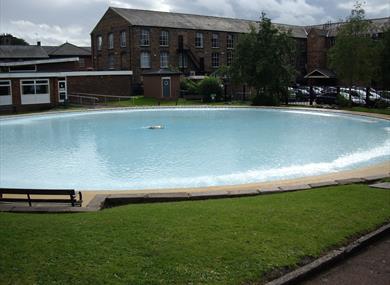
[230,12,295,105]
[328,1,378,103]
[0,33,29,45]
[377,29,390,89]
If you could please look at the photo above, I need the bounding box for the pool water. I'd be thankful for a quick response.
[1,108,389,190]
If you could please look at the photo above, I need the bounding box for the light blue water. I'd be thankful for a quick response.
[0,108,389,190]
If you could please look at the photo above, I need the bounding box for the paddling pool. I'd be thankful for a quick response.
[0,108,389,190]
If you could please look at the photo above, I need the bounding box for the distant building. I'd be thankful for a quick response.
[0,42,92,71]
[0,42,132,112]
[90,7,390,85]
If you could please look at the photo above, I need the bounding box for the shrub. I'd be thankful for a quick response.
[198,77,223,102]
[374,99,390,109]
[252,91,280,106]
[180,78,199,95]
[336,93,349,107]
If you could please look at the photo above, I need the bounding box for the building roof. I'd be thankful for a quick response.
[0,45,49,59]
[305,68,336,79]
[0,57,79,67]
[109,7,389,39]
[42,42,91,56]
[0,70,133,79]
[308,17,390,37]
[110,7,308,38]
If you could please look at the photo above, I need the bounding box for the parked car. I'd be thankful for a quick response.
[316,89,365,106]
[315,91,337,105]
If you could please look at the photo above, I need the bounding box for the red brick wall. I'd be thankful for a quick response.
[307,29,328,72]
[143,75,180,99]
[91,9,131,71]
[67,75,132,97]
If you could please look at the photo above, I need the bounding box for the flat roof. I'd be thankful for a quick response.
[0,57,80,67]
[0,70,133,78]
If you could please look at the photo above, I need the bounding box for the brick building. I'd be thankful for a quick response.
[91,7,389,86]
[0,42,132,112]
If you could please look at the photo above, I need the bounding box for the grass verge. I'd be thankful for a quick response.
[1,184,390,284]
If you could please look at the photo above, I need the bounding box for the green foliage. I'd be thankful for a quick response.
[198,76,223,102]
[230,12,296,106]
[328,1,379,89]
[374,99,390,109]
[377,29,390,89]
[252,90,280,106]
[180,78,199,95]
[0,33,29,45]
[336,93,350,107]
[0,185,389,284]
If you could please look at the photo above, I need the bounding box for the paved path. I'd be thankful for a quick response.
[302,234,390,285]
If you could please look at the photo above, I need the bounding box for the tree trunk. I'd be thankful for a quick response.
[365,86,370,107]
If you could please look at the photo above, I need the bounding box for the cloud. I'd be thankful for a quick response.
[8,20,89,46]
[1,0,389,46]
[337,0,390,16]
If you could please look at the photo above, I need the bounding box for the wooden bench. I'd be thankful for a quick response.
[0,188,82,207]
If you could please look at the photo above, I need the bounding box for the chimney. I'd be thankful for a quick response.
[37,41,41,46]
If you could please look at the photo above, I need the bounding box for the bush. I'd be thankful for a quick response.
[252,91,280,106]
[198,77,223,102]
[374,99,390,109]
[180,78,199,95]
[336,93,349,107]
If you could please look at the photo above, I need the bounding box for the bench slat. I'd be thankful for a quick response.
[0,188,75,195]
[0,198,80,204]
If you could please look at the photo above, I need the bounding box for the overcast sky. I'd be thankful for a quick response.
[0,0,389,46]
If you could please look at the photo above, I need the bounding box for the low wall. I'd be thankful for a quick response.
[67,75,132,97]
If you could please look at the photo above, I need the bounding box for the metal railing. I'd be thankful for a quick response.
[67,94,99,106]
[68,93,133,106]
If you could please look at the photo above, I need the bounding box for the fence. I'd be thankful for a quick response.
[68,93,132,106]
[287,86,390,107]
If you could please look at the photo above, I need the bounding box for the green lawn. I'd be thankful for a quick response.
[340,106,390,115]
[1,184,389,285]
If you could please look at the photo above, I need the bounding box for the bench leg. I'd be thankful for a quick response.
[27,194,32,207]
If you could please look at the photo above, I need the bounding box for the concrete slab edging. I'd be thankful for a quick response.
[1,174,389,213]
[96,173,389,210]
[264,223,390,285]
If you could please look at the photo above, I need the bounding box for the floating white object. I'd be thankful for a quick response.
[148,125,164,129]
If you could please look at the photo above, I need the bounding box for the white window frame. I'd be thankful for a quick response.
[178,53,188,68]
[140,29,150,46]
[79,58,85,68]
[195,32,204,48]
[227,51,233,66]
[20,79,50,105]
[160,51,169,68]
[211,52,220,68]
[120,31,126,47]
[140,51,151,69]
[0,80,12,106]
[227,34,234,49]
[108,33,114,49]
[160,30,169,47]
[97,35,102,51]
[212,33,219,48]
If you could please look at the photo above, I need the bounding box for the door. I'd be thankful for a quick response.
[58,79,67,103]
[162,77,171,98]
